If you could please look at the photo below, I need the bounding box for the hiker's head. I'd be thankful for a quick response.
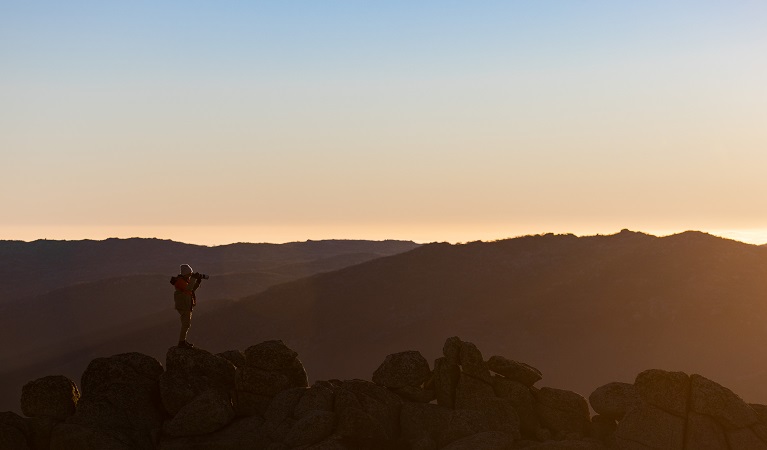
[180,264,194,277]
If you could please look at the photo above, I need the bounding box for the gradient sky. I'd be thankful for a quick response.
[2,1,767,245]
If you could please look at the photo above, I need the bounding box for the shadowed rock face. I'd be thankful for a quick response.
[8,337,767,450]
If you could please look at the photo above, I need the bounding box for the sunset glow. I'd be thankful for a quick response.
[2,1,767,245]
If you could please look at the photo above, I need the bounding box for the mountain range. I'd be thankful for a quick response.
[4,230,767,418]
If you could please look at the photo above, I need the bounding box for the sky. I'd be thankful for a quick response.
[2,1,767,245]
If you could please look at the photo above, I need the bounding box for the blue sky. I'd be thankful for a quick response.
[2,1,767,244]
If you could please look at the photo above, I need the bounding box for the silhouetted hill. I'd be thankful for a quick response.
[182,230,767,405]
[0,238,420,303]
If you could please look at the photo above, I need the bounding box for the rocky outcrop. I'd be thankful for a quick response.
[6,337,767,450]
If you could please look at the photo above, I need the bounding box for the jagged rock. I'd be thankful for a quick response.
[164,389,235,437]
[394,385,436,403]
[158,415,268,450]
[459,341,492,382]
[534,387,590,438]
[283,410,336,447]
[217,350,246,368]
[373,351,431,389]
[685,412,728,450]
[487,356,542,387]
[493,375,539,437]
[58,352,165,450]
[434,357,460,408]
[160,347,235,416]
[440,431,512,450]
[614,403,685,450]
[0,412,30,450]
[455,373,495,409]
[235,341,308,416]
[689,373,759,430]
[588,382,640,420]
[633,369,689,417]
[443,336,463,365]
[20,376,80,421]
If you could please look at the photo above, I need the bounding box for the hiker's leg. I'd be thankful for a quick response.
[178,309,192,342]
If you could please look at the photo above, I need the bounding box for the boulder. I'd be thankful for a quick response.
[726,427,767,449]
[235,341,308,416]
[217,350,246,368]
[487,356,542,387]
[160,347,235,416]
[334,380,403,441]
[634,369,689,417]
[521,440,606,449]
[64,352,165,450]
[393,385,436,403]
[295,383,335,418]
[493,375,538,437]
[443,337,463,365]
[614,403,685,450]
[372,351,431,389]
[534,387,590,438]
[455,373,495,409]
[20,376,80,421]
[399,402,453,443]
[589,415,616,447]
[283,410,336,447]
[685,412,728,450]
[437,409,491,447]
[458,341,491,382]
[689,374,759,430]
[164,389,235,437]
[433,357,460,408]
[588,382,640,420]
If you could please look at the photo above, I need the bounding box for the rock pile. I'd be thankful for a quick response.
[2,337,767,450]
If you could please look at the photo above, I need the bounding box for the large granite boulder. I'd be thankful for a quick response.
[588,382,640,420]
[487,356,542,387]
[334,379,403,442]
[634,369,689,417]
[52,352,165,450]
[235,340,308,416]
[164,389,235,437]
[493,375,539,437]
[615,403,685,450]
[689,374,759,430]
[433,357,460,408]
[21,376,80,421]
[372,351,431,389]
[534,387,590,439]
[160,346,236,416]
[440,431,512,450]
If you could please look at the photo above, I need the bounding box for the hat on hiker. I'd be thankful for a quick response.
[180,264,194,275]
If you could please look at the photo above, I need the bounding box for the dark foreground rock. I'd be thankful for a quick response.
[8,337,767,450]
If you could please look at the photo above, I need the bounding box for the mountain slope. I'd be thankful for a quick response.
[189,230,767,404]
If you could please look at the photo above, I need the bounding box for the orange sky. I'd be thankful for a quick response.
[2,2,767,246]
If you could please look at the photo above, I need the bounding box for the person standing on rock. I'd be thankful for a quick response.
[171,264,202,348]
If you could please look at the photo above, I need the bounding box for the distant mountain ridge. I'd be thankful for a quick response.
[0,238,420,302]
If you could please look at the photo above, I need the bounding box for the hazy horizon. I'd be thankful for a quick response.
[3,2,767,247]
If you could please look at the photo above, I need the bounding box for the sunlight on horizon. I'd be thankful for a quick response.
[2,225,766,247]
